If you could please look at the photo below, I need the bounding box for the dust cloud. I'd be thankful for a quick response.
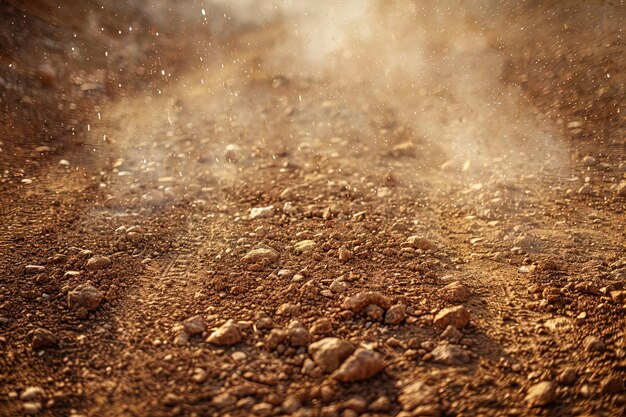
[209,0,569,181]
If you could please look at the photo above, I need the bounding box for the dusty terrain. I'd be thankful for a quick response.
[1,1,625,416]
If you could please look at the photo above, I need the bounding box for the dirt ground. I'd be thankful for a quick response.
[1,1,625,416]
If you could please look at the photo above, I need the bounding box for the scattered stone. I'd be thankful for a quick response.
[301,358,317,376]
[543,317,573,333]
[525,381,557,407]
[162,393,180,407]
[407,236,438,251]
[276,303,300,316]
[384,304,406,324]
[438,281,470,303]
[22,402,42,415]
[207,320,242,346]
[255,317,274,330]
[329,279,349,294]
[191,368,208,384]
[20,387,45,401]
[557,368,577,386]
[340,396,367,412]
[331,348,384,383]
[173,332,188,346]
[242,247,279,267]
[364,304,384,322]
[85,255,111,271]
[368,395,391,412]
[342,292,392,313]
[433,305,470,330]
[398,381,440,415]
[338,246,353,262]
[430,344,470,365]
[308,338,356,373]
[294,240,316,254]
[265,329,287,350]
[183,315,206,336]
[212,393,237,408]
[231,351,247,362]
[583,336,606,353]
[601,375,624,394]
[310,318,333,335]
[440,325,463,344]
[31,328,58,350]
[251,402,273,416]
[610,290,626,304]
[288,321,311,347]
[282,396,302,414]
[25,265,45,274]
[575,281,599,295]
[617,182,626,197]
[68,283,104,317]
[250,205,275,219]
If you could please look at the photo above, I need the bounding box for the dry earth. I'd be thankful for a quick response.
[1,1,625,417]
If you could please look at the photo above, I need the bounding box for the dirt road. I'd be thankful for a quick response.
[1,1,625,416]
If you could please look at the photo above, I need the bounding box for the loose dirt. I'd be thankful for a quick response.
[1,1,625,417]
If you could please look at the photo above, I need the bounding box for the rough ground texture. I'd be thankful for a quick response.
[1,1,625,417]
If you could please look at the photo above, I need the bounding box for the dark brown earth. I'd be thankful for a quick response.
[1,1,625,417]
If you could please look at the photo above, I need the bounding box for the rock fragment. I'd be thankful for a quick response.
[287,321,311,347]
[85,255,111,271]
[406,236,438,251]
[525,381,557,407]
[294,240,316,254]
[342,292,392,313]
[440,325,463,344]
[617,181,626,197]
[338,246,353,262]
[364,304,384,322]
[398,381,441,416]
[438,281,470,303]
[557,368,577,386]
[430,344,470,365]
[31,328,58,350]
[310,318,333,335]
[583,336,605,353]
[249,206,274,219]
[384,304,406,324]
[276,303,300,316]
[308,337,356,373]
[574,281,599,295]
[20,387,45,401]
[183,315,206,336]
[25,265,45,274]
[331,348,384,383]
[610,290,626,304]
[433,305,470,330]
[601,375,624,394]
[242,247,279,268]
[68,282,104,317]
[22,402,42,415]
[329,279,349,294]
[207,320,242,346]
[543,317,573,333]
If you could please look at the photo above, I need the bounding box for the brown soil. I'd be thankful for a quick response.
[1,1,625,417]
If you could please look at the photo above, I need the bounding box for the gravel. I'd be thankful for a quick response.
[331,348,385,383]
[342,292,392,313]
[308,337,356,373]
[433,305,470,330]
[207,320,242,346]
